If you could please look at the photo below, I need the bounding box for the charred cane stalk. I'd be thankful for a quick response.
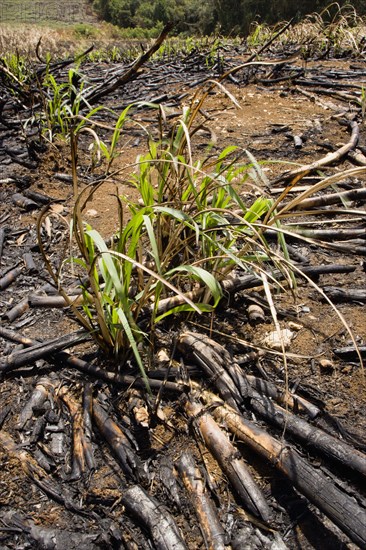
[176,451,226,550]
[184,397,272,522]
[122,485,188,550]
[200,391,366,549]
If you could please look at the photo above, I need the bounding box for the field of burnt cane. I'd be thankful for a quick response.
[0,12,366,550]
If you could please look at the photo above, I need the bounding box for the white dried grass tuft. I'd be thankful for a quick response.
[0,24,65,57]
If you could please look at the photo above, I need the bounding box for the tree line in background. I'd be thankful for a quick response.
[90,0,366,35]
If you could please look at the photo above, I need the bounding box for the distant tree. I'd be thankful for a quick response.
[108,0,135,26]
[92,0,366,34]
[133,0,195,30]
[93,0,110,20]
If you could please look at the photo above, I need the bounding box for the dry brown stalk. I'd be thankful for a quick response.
[92,398,146,481]
[274,120,359,183]
[122,485,188,550]
[58,386,95,478]
[176,451,226,550]
[185,397,272,522]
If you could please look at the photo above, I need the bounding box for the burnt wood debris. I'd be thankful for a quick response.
[1,23,366,549]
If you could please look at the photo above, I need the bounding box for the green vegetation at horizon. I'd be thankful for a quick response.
[93,0,366,35]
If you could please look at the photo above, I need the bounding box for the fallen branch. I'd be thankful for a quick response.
[246,374,321,419]
[0,265,23,290]
[178,331,243,411]
[159,456,182,507]
[121,485,188,550]
[85,22,175,105]
[0,405,11,429]
[248,391,366,480]
[348,148,366,166]
[291,187,366,211]
[35,44,94,78]
[17,377,53,429]
[3,298,30,322]
[321,286,366,303]
[28,294,83,308]
[274,120,359,183]
[0,330,91,373]
[332,345,366,361]
[184,397,272,522]
[0,326,183,392]
[58,385,96,479]
[0,227,5,261]
[265,227,366,241]
[92,398,146,482]
[176,451,226,549]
